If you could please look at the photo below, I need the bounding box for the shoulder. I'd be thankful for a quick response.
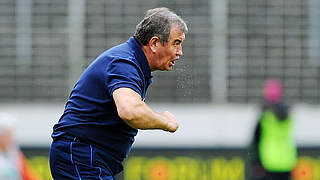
[261,101,290,120]
[104,39,137,61]
[107,58,141,73]
[94,47,140,72]
[272,102,289,120]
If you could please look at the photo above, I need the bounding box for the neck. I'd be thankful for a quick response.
[141,45,156,71]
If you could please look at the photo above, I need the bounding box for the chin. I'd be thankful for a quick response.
[158,65,173,71]
[167,66,173,71]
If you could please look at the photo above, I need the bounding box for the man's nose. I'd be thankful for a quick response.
[176,48,183,56]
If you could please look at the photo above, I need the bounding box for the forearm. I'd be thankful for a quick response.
[123,103,163,129]
[113,87,178,132]
[121,102,175,132]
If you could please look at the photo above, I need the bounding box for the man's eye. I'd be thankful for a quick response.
[174,40,181,46]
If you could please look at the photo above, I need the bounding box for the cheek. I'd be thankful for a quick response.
[166,48,176,57]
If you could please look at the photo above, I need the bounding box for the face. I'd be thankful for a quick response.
[0,129,13,151]
[153,23,186,71]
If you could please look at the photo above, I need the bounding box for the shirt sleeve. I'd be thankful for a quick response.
[105,59,143,97]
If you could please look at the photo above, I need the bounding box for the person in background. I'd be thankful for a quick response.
[249,78,298,180]
[0,113,42,180]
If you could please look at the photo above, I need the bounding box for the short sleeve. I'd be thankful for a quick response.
[105,59,143,97]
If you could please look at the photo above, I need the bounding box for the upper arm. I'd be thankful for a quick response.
[105,59,147,122]
[112,87,144,121]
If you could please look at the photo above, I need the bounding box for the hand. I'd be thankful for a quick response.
[162,111,179,133]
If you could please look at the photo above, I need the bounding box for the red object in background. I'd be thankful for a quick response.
[19,151,42,180]
[291,158,314,180]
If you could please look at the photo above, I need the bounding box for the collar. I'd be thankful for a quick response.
[128,37,152,78]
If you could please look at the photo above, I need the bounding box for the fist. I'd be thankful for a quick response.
[162,111,179,132]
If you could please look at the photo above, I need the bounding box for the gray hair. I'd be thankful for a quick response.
[134,7,188,46]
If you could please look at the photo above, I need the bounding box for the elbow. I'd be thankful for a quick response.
[118,107,136,122]
[117,106,142,128]
[116,99,149,129]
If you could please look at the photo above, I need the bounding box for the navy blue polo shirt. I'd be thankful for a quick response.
[51,37,152,174]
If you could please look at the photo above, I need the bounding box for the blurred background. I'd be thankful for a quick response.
[0,0,320,179]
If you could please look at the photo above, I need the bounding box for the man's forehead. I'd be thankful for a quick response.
[169,25,185,41]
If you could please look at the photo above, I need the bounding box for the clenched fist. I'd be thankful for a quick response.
[162,111,179,132]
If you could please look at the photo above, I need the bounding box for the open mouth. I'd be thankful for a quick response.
[169,61,175,67]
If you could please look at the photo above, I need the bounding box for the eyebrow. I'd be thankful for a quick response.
[174,39,182,43]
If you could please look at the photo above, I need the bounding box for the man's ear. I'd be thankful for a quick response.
[148,36,160,53]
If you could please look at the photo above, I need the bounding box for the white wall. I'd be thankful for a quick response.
[0,103,319,148]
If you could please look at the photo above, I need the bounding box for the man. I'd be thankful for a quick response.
[50,7,188,179]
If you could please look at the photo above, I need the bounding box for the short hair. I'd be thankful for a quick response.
[134,7,188,46]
